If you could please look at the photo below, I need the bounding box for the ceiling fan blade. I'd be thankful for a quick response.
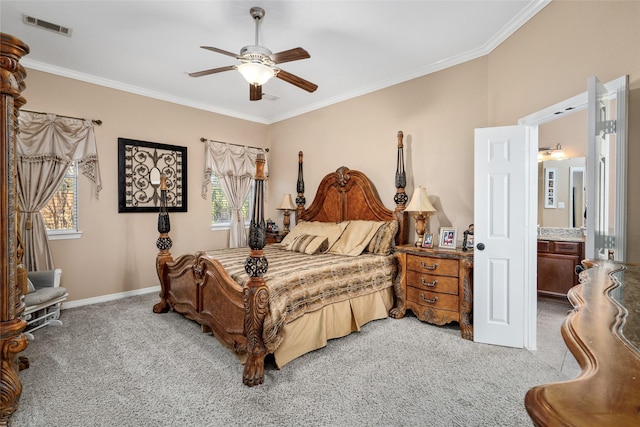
[200,46,240,58]
[276,69,318,93]
[188,65,236,78]
[271,47,310,64]
[250,84,262,101]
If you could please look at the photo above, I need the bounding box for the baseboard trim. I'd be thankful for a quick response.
[61,286,160,309]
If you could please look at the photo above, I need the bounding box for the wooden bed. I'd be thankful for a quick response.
[153,132,409,386]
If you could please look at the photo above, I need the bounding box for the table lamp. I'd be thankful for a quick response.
[405,186,436,246]
[277,194,296,233]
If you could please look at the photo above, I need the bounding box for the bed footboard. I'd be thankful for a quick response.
[155,253,248,353]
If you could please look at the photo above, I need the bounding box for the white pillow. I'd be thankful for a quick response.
[328,220,385,256]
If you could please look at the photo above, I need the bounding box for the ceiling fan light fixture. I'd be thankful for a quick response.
[238,62,275,86]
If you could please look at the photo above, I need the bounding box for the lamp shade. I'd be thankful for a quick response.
[238,62,275,86]
[277,194,296,211]
[405,187,436,213]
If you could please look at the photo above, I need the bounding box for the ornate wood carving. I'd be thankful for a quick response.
[153,174,173,314]
[393,131,409,245]
[295,151,305,222]
[243,153,268,386]
[459,258,474,340]
[1,32,30,426]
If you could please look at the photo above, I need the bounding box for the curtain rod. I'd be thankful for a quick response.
[21,109,103,125]
[200,137,269,152]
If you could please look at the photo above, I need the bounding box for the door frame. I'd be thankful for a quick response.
[517,76,628,350]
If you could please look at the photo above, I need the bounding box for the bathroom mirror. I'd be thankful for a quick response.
[538,157,586,228]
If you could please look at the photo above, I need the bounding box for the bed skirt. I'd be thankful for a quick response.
[273,286,394,367]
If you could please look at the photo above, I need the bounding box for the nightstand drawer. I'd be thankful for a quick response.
[406,287,458,312]
[406,255,458,277]
[406,272,458,295]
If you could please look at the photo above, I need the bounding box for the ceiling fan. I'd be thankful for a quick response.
[189,6,318,101]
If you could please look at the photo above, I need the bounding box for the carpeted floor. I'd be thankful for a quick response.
[12,293,569,427]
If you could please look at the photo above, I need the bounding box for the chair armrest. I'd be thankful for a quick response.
[27,268,62,290]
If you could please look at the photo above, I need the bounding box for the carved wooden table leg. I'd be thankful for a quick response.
[389,251,407,319]
[459,259,474,340]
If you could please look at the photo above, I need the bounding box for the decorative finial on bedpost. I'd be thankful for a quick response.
[153,174,173,313]
[394,131,409,245]
[295,151,305,223]
[243,152,269,387]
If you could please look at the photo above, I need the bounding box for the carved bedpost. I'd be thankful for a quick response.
[243,153,269,387]
[295,151,305,223]
[391,131,409,319]
[1,32,30,426]
[393,131,409,245]
[153,174,173,314]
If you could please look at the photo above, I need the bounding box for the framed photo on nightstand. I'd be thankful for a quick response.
[438,227,457,249]
[422,233,434,249]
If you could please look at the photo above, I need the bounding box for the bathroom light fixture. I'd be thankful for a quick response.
[538,143,565,162]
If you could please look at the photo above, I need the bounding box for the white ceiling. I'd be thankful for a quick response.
[1,1,548,124]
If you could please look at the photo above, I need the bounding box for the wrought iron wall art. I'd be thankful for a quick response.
[118,138,188,213]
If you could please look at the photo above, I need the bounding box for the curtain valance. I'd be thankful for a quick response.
[201,140,268,198]
[17,111,102,198]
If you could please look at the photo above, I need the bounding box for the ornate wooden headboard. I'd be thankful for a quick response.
[295,131,409,245]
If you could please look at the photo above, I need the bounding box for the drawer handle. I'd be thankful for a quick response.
[420,277,437,287]
[420,261,438,270]
[420,294,439,304]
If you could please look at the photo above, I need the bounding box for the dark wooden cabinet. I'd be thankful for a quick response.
[537,239,584,298]
[392,245,473,340]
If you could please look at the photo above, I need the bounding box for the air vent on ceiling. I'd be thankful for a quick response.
[23,14,72,36]
[262,93,280,101]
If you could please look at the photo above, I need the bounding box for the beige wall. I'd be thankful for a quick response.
[268,57,488,243]
[20,0,640,303]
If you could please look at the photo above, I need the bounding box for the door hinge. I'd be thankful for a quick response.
[597,119,616,136]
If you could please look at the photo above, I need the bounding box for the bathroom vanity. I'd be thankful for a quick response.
[537,228,585,298]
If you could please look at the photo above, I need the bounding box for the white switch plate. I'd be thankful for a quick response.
[558,202,565,209]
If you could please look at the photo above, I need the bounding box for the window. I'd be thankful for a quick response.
[41,162,80,239]
[210,175,254,228]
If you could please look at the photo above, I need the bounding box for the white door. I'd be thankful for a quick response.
[586,76,628,261]
[473,126,531,348]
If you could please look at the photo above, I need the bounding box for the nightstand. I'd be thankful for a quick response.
[391,245,473,340]
[265,231,288,244]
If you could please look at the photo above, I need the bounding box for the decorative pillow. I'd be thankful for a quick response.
[366,220,399,255]
[27,278,36,294]
[288,234,329,255]
[280,221,349,250]
[328,220,385,256]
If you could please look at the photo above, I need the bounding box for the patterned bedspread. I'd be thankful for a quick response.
[203,245,397,352]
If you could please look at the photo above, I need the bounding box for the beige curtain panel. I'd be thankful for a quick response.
[17,111,102,271]
[202,140,268,248]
